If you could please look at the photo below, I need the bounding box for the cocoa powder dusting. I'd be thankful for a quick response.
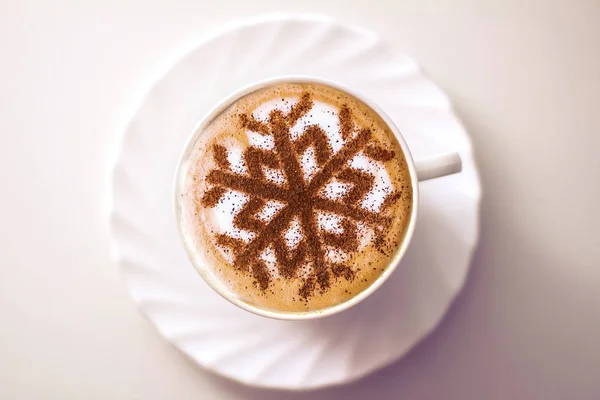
[380,190,402,211]
[322,218,358,253]
[244,147,279,179]
[200,186,226,207]
[293,125,332,166]
[339,105,353,139]
[332,264,355,281]
[337,168,374,204]
[251,260,270,290]
[240,113,270,136]
[363,144,395,161]
[198,91,404,300]
[212,144,230,169]
[286,92,312,125]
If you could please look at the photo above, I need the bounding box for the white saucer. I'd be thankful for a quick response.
[110,15,481,390]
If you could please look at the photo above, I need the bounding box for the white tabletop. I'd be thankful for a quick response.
[1,1,599,399]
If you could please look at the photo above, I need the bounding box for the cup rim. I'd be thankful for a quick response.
[174,75,420,320]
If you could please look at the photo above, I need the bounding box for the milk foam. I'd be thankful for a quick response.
[205,96,393,270]
[180,82,414,313]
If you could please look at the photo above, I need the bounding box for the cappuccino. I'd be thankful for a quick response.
[178,82,413,313]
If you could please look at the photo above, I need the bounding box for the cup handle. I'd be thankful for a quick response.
[415,152,462,181]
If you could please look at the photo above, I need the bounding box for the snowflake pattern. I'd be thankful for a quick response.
[200,92,401,298]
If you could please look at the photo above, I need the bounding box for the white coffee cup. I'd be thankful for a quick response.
[175,76,462,320]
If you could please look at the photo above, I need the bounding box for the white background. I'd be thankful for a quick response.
[1,1,599,399]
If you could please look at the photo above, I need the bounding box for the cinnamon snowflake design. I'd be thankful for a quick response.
[200,92,401,298]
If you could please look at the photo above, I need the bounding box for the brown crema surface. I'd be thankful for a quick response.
[179,82,413,313]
